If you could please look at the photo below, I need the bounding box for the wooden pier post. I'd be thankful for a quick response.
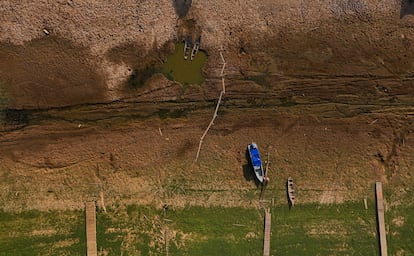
[375,182,388,256]
[85,202,97,256]
[263,209,271,256]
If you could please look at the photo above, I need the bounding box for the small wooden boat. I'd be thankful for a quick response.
[190,36,200,61]
[248,142,264,183]
[183,37,192,60]
[287,177,295,206]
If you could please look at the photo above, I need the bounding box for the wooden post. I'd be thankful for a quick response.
[165,227,169,256]
[85,202,97,256]
[263,209,271,256]
[265,152,270,175]
[376,182,388,256]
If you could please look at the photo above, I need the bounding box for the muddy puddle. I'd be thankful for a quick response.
[162,43,207,85]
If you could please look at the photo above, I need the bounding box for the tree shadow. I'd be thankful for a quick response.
[401,0,414,18]
[172,0,192,18]
[242,149,261,187]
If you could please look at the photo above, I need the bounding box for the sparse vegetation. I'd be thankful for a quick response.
[245,74,271,88]
[127,65,159,89]
[0,82,6,102]
[0,81,9,121]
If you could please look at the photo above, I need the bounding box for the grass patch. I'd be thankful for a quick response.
[166,202,383,255]
[96,211,123,255]
[96,206,160,255]
[387,205,414,255]
[272,202,379,255]
[168,206,262,255]
[0,210,85,256]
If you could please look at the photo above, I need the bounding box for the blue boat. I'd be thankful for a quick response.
[248,142,264,183]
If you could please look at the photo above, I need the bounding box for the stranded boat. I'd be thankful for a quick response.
[287,177,295,206]
[248,142,265,183]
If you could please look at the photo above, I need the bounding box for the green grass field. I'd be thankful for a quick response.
[0,202,412,255]
[0,210,86,255]
[272,202,379,256]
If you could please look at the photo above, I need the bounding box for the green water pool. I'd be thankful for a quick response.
[162,43,207,85]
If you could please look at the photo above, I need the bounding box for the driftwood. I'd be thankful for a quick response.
[195,47,226,162]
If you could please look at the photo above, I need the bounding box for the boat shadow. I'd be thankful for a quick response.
[242,149,261,188]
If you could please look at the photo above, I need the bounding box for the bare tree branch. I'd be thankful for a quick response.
[195,47,226,162]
